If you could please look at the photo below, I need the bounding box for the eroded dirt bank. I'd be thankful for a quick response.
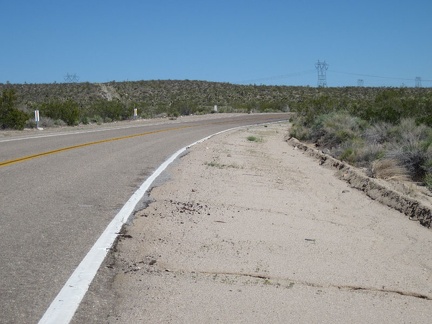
[73,122,432,324]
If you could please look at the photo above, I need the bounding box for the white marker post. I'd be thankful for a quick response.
[133,108,137,120]
[213,105,218,113]
[35,110,41,129]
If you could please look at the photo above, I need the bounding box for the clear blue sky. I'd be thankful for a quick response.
[1,0,431,87]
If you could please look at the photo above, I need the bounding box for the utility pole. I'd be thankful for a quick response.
[415,77,422,88]
[315,60,329,87]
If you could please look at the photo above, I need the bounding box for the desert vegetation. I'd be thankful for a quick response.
[288,88,432,191]
[0,89,29,130]
[1,80,432,190]
[0,80,294,128]
[1,80,430,128]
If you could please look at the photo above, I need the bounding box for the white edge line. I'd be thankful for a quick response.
[37,126,243,324]
[38,120,286,323]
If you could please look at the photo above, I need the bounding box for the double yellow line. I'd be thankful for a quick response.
[0,125,193,168]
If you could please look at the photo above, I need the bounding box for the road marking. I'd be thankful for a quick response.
[0,120,180,143]
[0,125,193,168]
[38,120,287,323]
[0,114,246,143]
[37,127,234,324]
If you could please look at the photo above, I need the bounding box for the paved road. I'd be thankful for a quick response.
[0,113,290,324]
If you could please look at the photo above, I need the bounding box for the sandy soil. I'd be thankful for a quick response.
[73,122,432,323]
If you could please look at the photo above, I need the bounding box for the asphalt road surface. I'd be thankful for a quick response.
[0,113,290,324]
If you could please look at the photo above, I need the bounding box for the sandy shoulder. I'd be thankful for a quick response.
[74,122,432,324]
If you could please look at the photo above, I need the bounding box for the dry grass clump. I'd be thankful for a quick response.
[371,159,410,182]
[363,122,392,145]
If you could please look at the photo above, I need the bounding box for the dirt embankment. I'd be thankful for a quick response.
[287,137,432,229]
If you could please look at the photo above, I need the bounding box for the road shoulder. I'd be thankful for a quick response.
[73,122,432,323]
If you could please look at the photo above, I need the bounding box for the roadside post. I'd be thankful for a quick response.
[35,110,40,129]
[133,108,138,120]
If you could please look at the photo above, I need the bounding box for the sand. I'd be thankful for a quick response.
[74,122,432,324]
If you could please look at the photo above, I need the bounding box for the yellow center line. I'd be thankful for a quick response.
[0,125,194,168]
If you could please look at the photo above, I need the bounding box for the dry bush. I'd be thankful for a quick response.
[311,111,366,148]
[363,122,392,144]
[397,118,430,143]
[371,159,410,182]
[332,140,384,168]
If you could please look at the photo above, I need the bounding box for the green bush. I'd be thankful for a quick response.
[0,89,29,130]
[289,118,311,140]
[424,173,432,192]
[309,111,366,148]
[39,99,80,126]
[88,100,130,121]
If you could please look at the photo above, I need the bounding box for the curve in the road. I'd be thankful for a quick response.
[37,126,238,324]
[0,125,193,168]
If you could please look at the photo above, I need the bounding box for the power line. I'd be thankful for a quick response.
[332,70,432,83]
[238,70,315,84]
[236,68,431,87]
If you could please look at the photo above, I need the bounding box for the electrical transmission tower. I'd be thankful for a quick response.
[415,77,422,88]
[64,73,79,83]
[315,60,329,87]
[357,79,364,87]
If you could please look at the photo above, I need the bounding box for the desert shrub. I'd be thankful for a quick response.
[309,111,367,148]
[88,99,130,121]
[332,139,384,167]
[289,118,311,140]
[424,173,432,191]
[39,116,56,128]
[386,141,432,181]
[39,99,80,126]
[0,89,29,130]
[359,89,404,123]
[54,119,67,127]
[391,118,431,144]
[382,119,432,181]
[292,94,339,124]
[87,115,103,125]
[80,116,90,124]
[25,119,37,128]
[363,122,393,145]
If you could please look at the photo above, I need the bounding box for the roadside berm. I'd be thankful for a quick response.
[73,122,432,324]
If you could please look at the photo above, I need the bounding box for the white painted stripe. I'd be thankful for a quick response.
[38,120,287,323]
[0,121,175,143]
[37,128,234,324]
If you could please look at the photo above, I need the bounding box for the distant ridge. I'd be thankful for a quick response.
[1,79,431,112]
